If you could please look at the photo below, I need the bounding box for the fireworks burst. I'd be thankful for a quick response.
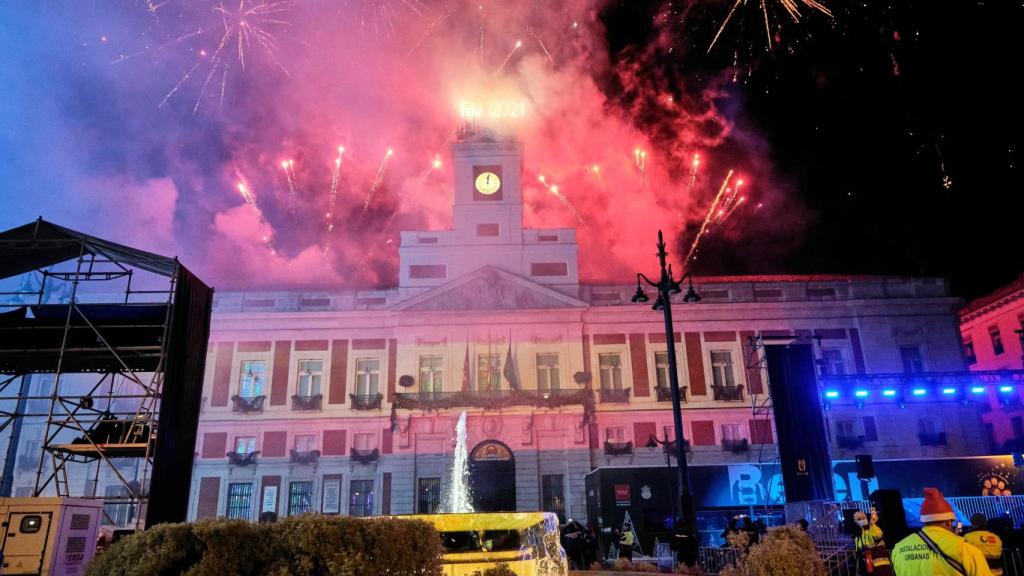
[538,174,588,229]
[685,153,701,197]
[708,0,833,52]
[338,0,427,37]
[633,148,648,180]
[156,0,291,113]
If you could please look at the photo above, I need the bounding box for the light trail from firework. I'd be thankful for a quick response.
[538,174,588,229]
[685,153,701,198]
[281,159,298,215]
[495,40,523,74]
[155,0,291,113]
[361,149,395,213]
[685,169,734,263]
[585,164,604,188]
[236,180,275,251]
[708,0,832,52]
[327,146,345,231]
[633,148,648,180]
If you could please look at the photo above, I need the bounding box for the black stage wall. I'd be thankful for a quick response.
[147,265,213,527]
[765,344,835,502]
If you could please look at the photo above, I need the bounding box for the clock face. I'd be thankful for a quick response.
[475,171,501,195]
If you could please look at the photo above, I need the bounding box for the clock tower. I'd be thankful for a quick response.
[398,127,579,297]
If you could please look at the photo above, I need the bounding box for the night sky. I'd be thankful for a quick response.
[0,1,1020,299]
[603,1,1023,299]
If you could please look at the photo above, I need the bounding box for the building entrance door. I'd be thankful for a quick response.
[468,441,516,512]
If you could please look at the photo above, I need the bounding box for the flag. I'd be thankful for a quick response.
[503,341,519,390]
[461,345,471,392]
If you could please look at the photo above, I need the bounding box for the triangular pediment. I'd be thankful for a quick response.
[393,266,586,312]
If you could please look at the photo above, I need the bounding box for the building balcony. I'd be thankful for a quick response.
[604,440,633,456]
[291,394,322,411]
[918,432,947,446]
[349,393,383,411]
[722,438,750,453]
[644,436,691,454]
[598,388,631,404]
[392,389,590,411]
[655,385,688,403]
[351,448,379,464]
[836,435,866,450]
[226,451,259,466]
[289,449,320,465]
[712,385,745,402]
[231,395,265,413]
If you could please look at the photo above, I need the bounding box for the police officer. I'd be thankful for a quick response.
[964,513,1003,576]
[892,488,992,576]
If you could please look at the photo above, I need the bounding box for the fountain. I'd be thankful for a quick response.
[444,410,474,513]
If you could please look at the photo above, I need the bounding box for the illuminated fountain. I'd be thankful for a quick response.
[444,410,474,513]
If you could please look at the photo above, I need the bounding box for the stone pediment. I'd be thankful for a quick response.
[393,266,586,312]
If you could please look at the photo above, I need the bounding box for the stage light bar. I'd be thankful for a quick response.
[824,390,840,399]
[999,386,1014,393]
[854,390,869,398]
[941,388,957,395]
[971,387,986,394]
[912,388,927,396]
[882,389,897,397]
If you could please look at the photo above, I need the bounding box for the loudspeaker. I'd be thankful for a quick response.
[856,454,875,480]
[870,489,909,544]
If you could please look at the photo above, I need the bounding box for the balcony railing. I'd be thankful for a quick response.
[655,385,688,403]
[351,448,380,464]
[350,393,383,411]
[226,451,259,466]
[392,389,590,411]
[231,395,266,413]
[712,385,745,402]
[604,440,633,456]
[291,394,322,411]
[289,449,320,465]
[722,438,750,453]
[836,435,866,450]
[598,388,631,404]
[919,432,947,446]
[645,436,691,454]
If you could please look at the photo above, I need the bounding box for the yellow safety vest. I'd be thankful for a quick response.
[856,525,884,551]
[963,530,1003,576]
[620,530,635,546]
[892,526,994,576]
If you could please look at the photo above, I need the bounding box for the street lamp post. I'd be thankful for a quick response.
[631,230,700,547]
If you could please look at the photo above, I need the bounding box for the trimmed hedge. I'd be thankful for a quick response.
[87,516,443,576]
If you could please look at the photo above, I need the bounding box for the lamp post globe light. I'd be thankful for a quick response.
[632,230,700,557]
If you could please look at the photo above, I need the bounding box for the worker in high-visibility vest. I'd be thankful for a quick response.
[892,488,993,576]
[963,513,1003,576]
[854,508,892,575]
[619,522,636,560]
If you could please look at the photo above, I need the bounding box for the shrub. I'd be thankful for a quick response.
[720,525,825,576]
[87,516,443,576]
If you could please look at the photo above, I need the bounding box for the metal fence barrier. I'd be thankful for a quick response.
[697,546,742,575]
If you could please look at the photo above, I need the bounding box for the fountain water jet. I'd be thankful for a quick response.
[444,410,474,513]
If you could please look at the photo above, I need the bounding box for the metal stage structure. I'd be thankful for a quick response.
[0,219,213,528]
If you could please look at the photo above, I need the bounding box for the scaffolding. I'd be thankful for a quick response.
[0,219,212,529]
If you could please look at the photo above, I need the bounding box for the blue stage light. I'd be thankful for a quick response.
[999,386,1014,393]
[912,388,927,396]
[941,388,956,395]
[882,389,897,397]
[971,387,986,394]
[824,390,839,399]
[854,390,869,398]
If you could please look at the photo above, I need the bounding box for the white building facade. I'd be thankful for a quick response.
[183,128,989,528]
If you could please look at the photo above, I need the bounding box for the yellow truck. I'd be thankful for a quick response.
[407,512,569,576]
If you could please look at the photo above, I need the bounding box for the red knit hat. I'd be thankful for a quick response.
[920,487,956,523]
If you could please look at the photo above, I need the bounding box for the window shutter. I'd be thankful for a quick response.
[633,422,657,446]
[691,421,716,446]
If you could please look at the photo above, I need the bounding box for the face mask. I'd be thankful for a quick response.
[856,520,869,527]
